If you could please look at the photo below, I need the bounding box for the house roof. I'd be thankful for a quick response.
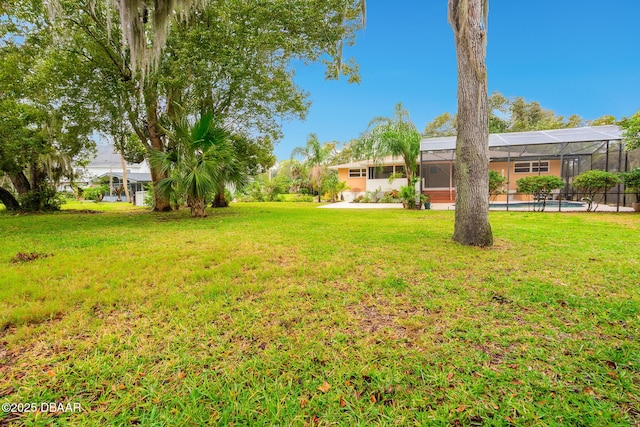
[99,172,152,183]
[88,145,144,168]
[329,126,624,169]
[420,125,622,152]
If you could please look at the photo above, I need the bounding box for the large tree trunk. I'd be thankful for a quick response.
[449,0,493,247]
[212,183,229,208]
[9,171,31,195]
[188,195,207,218]
[146,94,172,212]
[120,154,131,203]
[0,187,20,210]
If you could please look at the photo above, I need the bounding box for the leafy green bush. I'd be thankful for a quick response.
[143,184,155,207]
[289,194,314,202]
[620,167,640,203]
[59,191,76,201]
[263,180,284,201]
[399,178,421,209]
[224,188,234,203]
[516,175,564,211]
[245,181,266,202]
[236,175,289,202]
[379,194,401,203]
[489,170,507,199]
[571,170,621,211]
[385,189,400,199]
[83,185,109,202]
[364,187,382,203]
[18,186,65,211]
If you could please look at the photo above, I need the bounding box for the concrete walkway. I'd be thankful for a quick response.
[318,202,404,209]
[319,201,635,212]
[319,202,454,210]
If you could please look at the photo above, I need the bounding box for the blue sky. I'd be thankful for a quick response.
[276,0,640,159]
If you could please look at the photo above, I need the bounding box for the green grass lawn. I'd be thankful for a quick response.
[1,203,639,426]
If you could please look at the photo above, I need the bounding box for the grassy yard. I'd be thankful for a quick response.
[1,203,639,426]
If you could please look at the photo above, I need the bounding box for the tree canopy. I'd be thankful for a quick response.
[423,92,586,137]
[620,109,640,151]
[1,0,366,211]
[0,15,95,210]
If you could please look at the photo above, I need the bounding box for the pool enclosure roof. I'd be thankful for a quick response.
[420,125,622,152]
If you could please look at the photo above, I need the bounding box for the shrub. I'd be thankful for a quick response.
[399,184,418,209]
[572,170,621,211]
[379,194,401,203]
[83,185,109,202]
[385,189,400,199]
[489,170,507,199]
[224,188,234,203]
[242,181,265,202]
[290,194,314,202]
[18,186,65,212]
[620,167,640,203]
[364,187,382,203]
[143,184,155,207]
[516,175,564,211]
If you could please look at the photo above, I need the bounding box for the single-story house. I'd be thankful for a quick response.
[98,172,152,203]
[59,145,152,203]
[329,155,420,201]
[331,125,640,207]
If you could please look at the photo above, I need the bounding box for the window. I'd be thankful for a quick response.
[368,165,408,179]
[348,168,366,178]
[532,161,549,173]
[514,161,549,173]
[369,166,394,179]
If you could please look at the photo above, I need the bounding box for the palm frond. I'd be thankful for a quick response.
[148,148,177,176]
[155,176,178,200]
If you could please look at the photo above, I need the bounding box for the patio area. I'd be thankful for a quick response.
[319,201,635,212]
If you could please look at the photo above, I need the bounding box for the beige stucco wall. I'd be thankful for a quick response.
[489,159,561,191]
[489,159,562,201]
[337,168,366,193]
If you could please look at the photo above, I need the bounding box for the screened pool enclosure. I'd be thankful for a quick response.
[419,125,639,210]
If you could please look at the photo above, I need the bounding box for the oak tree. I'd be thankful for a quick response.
[448,0,493,246]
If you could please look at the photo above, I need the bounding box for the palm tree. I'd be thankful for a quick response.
[336,180,350,201]
[291,134,334,202]
[150,113,231,217]
[211,149,249,208]
[354,103,421,187]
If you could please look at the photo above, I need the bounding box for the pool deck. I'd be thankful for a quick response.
[319,202,635,212]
